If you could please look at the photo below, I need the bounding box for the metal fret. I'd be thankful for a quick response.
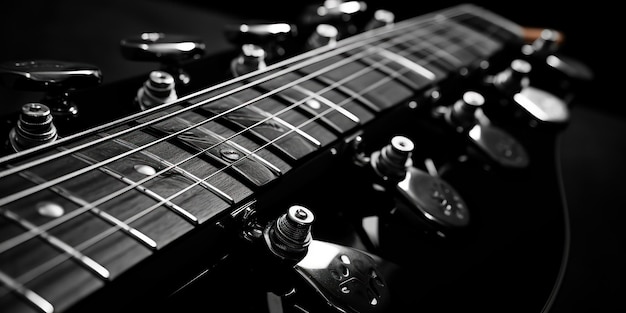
[0,209,110,280]
[309,74,381,113]
[374,47,437,81]
[290,85,361,124]
[108,136,236,204]
[0,270,53,313]
[15,168,158,250]
[68,151,198,225]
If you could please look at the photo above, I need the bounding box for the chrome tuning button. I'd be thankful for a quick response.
[445,91,485,132]
[300,0,368,39]
[490,59,532,95]
[489,59,570,127]
[224,22,296,62]
[8,103,58,152]
[135,70,178,111]
[230,44,268,77]
[0,59,102,121]
[306,24,339,49]
[120,32,205,86]
[364,9,395,31]
[370,135,413,183]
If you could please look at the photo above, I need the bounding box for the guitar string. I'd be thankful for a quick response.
[0,16,473,218]
[0,5,464,180]
[3,12,502,287]
[0,10,486,282]
[0,7,474,209]
[0,13,464,255]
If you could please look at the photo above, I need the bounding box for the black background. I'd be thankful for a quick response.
[0,1,623,312]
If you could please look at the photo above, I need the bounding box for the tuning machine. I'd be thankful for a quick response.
[299,0,368,40]
[521,28,593,99]
[224,22,297,63]
[482,58,571,129]
[0,59,102,149]
[120,32,206,87]
[239,204,393,312]
[349,134,470,245]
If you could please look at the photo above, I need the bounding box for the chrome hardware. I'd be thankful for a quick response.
[306,24,339,49]
[396,167,470,229]
[468,123,530,168]
[491,59,531,94]
[120,32,205,85]
[364,9,395,30]
[265,205,315,261]
[445,91,485,131]
[0,60,102,120]
[370,135,414,182]
[135,70,178,110]
[8,103,58,152]
[224,22,296,61]
[230,44,267,77]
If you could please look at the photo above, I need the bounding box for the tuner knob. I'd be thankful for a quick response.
[364,9,395,31]
[300,1,367,39]
[491,59,531,94]
[265,205,315,262]
[445,91,485,131]
[135,70,178,110]
[370,135,414,182]
[120,32,206,86]
[0,59,102,121]
[224,22,296,62]
[8,103,58,152]
[306,24,339,49]
[230,44,268,77]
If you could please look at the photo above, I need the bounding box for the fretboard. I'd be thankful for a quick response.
[0,4,522,313]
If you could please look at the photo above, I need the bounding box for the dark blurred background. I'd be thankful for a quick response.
[0,1,623,312]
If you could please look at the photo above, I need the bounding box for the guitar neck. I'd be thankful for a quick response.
[0,4,524,313]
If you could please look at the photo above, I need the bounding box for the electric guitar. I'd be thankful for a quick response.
[0,3,590,313]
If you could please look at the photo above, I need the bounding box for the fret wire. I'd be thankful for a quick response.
[104,135,236,204]
[0,270,54,313]
[0,14,481,257]
[68,151,198,225]
[15,166,158,250]
[1,9,507,286]
[0,16,453,208]
[0,208,110,280]
[0,7,470,177]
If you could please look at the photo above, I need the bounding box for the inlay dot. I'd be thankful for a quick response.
[134,164,157,176]
[37,201,64,218]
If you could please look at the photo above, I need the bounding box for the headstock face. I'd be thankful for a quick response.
[0,2,594,313]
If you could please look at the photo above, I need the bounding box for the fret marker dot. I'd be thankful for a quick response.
[306,99,321,110]
[134,164,156,176]
[37,201,64,218]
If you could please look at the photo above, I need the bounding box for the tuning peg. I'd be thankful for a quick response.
[486,59,570,127]
[306,24,339,50]
[489,59,532,95]
[230,44,268,77]
[300,0,368,39]
[0,59,102,121]
[135,70,178,111]
[7,102,58,152]
[521,28,593,98]
[224,22,296,62]
[364,9,395,31]
[120,32,205,86]
[444,91,485,132]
